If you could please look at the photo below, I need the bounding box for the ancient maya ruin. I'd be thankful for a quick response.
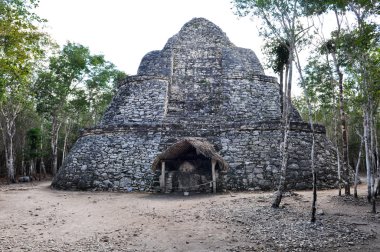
[52,18,339,193]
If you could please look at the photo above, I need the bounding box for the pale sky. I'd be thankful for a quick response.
[36,0,269,76]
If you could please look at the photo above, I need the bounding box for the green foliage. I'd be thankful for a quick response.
[263,40,290,74]
[0,0,46,101]
[34,42,91,116]
[302,55,335,107]
[34,42,125,124]
[0,1,126,177]
[300,0,380,16]
[293,0,380,177]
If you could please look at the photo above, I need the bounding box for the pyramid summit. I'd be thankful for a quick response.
[137,17,265,77]
[52,18,338,192]
[165,17,234,48]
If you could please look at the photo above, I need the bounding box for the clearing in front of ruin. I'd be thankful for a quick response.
[0,181,379,252]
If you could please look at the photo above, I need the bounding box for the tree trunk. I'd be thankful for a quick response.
[61,120,71,166]
[40,158,46,179]
[328,9,350,195]
[0,106,19,183]
[4,126,16,183]
[38,158,41,181]
[374,117,379,179]
[29,159,35,179]
[51,114,61,176]
[21,136,26,176]
[334,107,342,196]
[363,109,372,202]
[371,171,377,213]
[308,110,317,223]
[374,119,379,178]
[331,51,350,195]
[40,123,46,179]
[279,69,284,114]
[272,51,293,208]
[369,107,377,213]
[7,135,16,183]
[311,142,317,223]
[294,49,317,223]
[283,65,289,119]
[272,126,290,208]
[354,133,363,198]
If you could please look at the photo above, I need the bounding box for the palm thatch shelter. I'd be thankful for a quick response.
[152,138,228,193]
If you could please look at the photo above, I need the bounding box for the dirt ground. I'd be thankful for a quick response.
[0,180,379,252]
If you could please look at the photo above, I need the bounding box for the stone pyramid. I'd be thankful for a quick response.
[52,18,338,192]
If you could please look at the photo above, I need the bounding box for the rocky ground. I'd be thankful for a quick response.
[0,180,379,252]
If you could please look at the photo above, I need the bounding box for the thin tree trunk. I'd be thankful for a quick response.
[324,47,342,196]
[5,123,16,183]
[331,51,350,195]
[294,49,317,223]
[331,8,350,195]
[279,69,284,114]
[39,123,46,179]
[61,120,71,166]
[374,117,380,199]
[371,169,376,213]
[7,135,15,183]
[363,108,372,202]
[374,118,379,178]
[40,159,46,179]
[311,136,317,223]
[374,117,379,178]
[338,66,350,196]
[354,132,363,198]
[272,54,293,208]
[29,160,34,179]
[38,158,41,181]
[21,160,25,177]
[334,106,342,196]
[369,106,376,213]
[0,106,19,183]
[21,135,26,176]
[283,65,289,119]
[51,114,61,176]
[272,127,290,208]
[337,147,342,196]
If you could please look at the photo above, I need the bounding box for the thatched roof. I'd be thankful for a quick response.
[152,137,228,173]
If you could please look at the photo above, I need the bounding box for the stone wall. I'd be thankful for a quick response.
[52,121,338,192]
[52,129,161,191]
[100,76,169,125]
[221,77,280,123]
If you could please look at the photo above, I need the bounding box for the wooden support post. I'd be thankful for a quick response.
[160,161,166,192]
[211,159,216,194]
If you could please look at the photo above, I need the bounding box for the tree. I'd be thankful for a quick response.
[0,0,46,182]
[340,7,379,212]
[34,42,125,176]
[233,1,316,213]
[294,0,353,197]
[34,42,91,176]
[26,127,42,178]
[300,0,380,212]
